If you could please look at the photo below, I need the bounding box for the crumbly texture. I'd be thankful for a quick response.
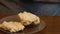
[0,21,25,32]
[18,11,40,25]
[0,11,40,32]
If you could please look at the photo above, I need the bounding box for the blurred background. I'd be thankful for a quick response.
[0,0,60,16]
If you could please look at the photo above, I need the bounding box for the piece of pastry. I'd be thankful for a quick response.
[18,11,40,26]
[0,21,25,32]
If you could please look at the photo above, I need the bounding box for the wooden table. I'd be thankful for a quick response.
[0,15,60,34]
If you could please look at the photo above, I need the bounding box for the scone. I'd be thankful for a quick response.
[0,21,25,32]
[18,11,40,26]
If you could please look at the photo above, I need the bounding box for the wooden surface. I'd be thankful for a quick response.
[34,16,60,34]
[0,15,60,34]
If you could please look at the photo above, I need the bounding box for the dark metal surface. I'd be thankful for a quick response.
[23,2,60,16]
[0,0,60,16]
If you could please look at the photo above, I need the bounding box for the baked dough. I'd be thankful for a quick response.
[0,11,40,32]
[18,11,40,25]
[0,21,25,32]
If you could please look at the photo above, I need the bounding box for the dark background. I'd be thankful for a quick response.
[0,0,60,16]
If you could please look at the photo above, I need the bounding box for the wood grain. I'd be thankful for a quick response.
[0,15,60,34]
[34,16,60,34]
